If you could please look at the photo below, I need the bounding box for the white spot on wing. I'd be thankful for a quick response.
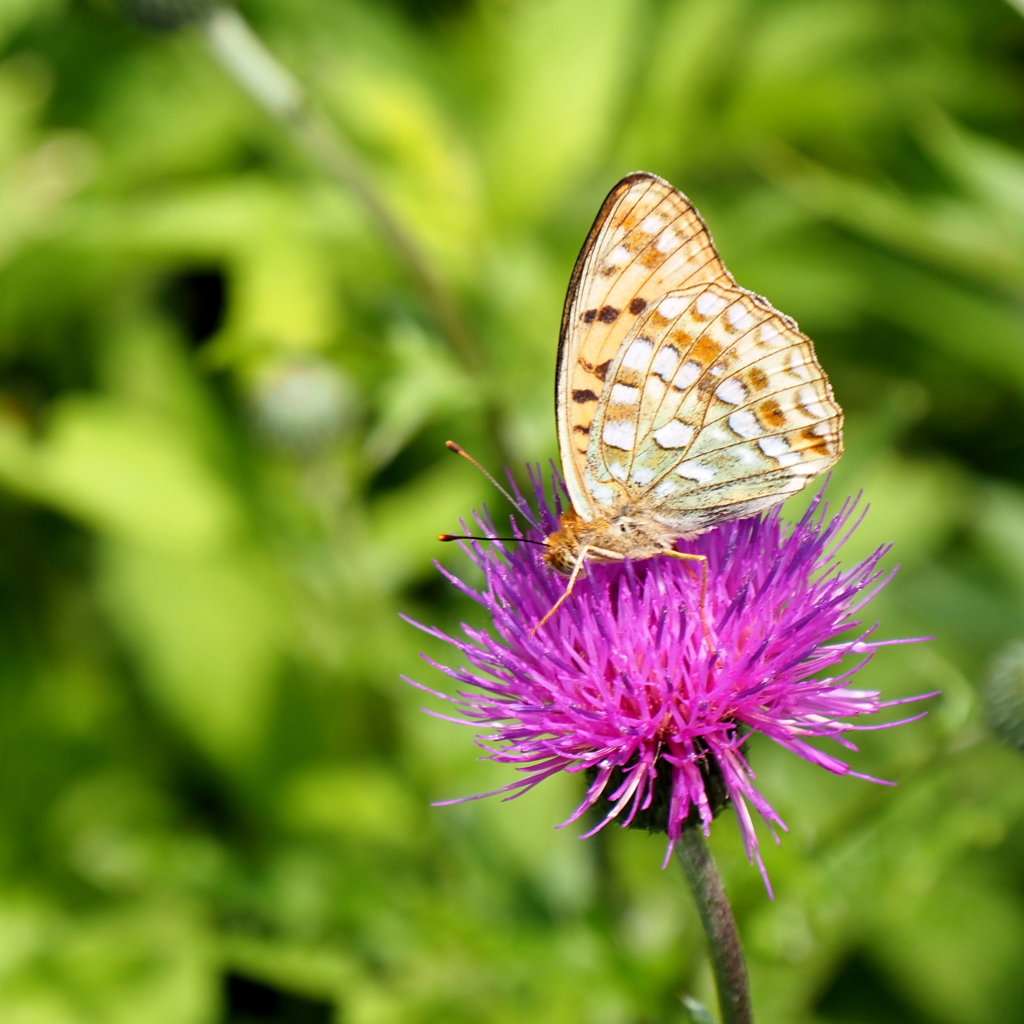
[658,297,688,319]
[696,291,728,317]
[727,303,756,330]
[654,480,677,498]
[622,339,654,370]
[672,361,701,390]
[715,379,747,405]
[676,460,717,483]
[605,245,631,268]
[609,461,627,481]
[728,410,760,438]
[653,420,695,449]
[785,350,812,380]
[759,323,781,347]
[652,346,680,381]
[655,231,679,254]
[758,436,801,468]
[700,423,733,449]
[759,436,789,458]
[588,480,617,505]
[602,420,636,451]
[643,376,667,405]
[610,384,639,405]
[640,214,666,233]
[631,464,656,486]
[798,386,827,419]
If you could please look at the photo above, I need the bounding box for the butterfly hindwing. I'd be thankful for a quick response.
[583,281,842,531]
[556,173,729,518]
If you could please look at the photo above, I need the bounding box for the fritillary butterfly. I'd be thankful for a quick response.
[540,172,842,617]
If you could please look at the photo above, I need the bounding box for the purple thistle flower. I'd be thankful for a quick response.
[405,470,931,890]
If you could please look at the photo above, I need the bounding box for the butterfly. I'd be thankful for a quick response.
[537,172,843,626]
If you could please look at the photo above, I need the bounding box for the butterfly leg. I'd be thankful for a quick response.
[663,550,711,646]
[531,545,625,636]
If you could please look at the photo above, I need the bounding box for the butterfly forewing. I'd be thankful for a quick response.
[558,173,842,532]
[557,173,730,517]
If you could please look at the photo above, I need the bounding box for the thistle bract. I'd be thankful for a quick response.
[405,471,928,887]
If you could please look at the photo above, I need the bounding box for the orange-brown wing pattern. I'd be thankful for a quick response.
[556,173,731,519]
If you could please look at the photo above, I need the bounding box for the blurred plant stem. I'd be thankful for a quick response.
[202,8,479,372]
[201,8,521,479]
[675,828,753,1024]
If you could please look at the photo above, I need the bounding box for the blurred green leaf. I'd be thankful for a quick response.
[363,320,475,470]
[0,397,241,551]
[484,0,636,223]
[281,764,420,846]
[101,540,286,765]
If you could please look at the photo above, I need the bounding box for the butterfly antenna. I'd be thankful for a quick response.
[438,533,545,546]
[445,441,540,530]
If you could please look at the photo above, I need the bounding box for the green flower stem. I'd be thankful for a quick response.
[675,828,753,1024]
[200,7,480,375]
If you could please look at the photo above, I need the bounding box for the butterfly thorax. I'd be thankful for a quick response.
[543,507,685,576]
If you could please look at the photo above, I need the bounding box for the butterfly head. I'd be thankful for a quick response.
[542,509,587,575]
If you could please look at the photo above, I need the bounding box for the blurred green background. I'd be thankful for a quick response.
[1,0,1024,1021]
